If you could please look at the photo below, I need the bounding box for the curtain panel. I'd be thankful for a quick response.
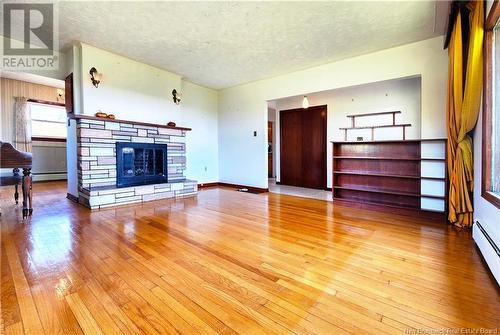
[446,1,484,227]
[14,97,32,153]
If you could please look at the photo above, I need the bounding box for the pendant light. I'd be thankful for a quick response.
[302,96,309,109]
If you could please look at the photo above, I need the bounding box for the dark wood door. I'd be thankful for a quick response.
[280,105,327,189]
[268,122,273,178]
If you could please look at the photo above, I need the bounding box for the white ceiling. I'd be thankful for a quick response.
[11,1,450,89]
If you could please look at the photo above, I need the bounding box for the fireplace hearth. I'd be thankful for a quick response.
[116,142,168,187]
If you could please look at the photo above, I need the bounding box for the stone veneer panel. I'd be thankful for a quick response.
[76,117,196,209]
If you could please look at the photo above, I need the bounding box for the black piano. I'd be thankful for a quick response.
[0,142,33,218]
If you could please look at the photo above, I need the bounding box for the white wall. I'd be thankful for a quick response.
[218,37,447,188]
[80,43,182,124]
[181,80,219,184]
[273,77,422,187]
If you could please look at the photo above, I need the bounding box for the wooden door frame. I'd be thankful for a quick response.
[279,104,328,190]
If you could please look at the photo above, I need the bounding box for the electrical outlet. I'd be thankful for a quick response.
[204,166,207,172]
[253,131,257,137]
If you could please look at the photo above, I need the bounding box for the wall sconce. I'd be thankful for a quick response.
[172,89,182,104]
[56,89,65,102]
[89,67,102,88]
[302,96,309,109]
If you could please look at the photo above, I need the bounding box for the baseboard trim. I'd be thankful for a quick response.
[198,182,268,194]
[66,193,79,203]
[475,221,500,257]
[197,182,219,189]
[218,182,268,193]
[473,222,500,285]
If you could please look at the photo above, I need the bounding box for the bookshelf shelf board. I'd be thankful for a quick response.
[333,185,445,199]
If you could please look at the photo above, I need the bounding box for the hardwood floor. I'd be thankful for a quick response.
[1,181,499,334]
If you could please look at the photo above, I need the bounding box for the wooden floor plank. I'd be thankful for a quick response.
[65,293,104,335]
[3,238,45,335]
[1,181,499,335]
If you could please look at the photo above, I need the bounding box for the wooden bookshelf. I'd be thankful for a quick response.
[332,139,447,219]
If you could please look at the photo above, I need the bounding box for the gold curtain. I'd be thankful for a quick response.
[447,1,484,227]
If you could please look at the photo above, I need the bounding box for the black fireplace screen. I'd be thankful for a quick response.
[116,142,168,187]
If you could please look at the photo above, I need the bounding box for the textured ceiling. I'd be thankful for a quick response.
[5,1,449,89]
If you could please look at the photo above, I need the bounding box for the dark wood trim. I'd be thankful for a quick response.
[70,114,192,131]
[217,183,268,194]
[333,170,445,181]
[333,156,445,161]
[197,182,219,189]
[332,198,446,222]
[481,0,500,209]
[33,178,67,183]
[331,139,447,144]
[333,185,445,199]
[31,137,66,142]
[66,193,79,203]
[339,124,411,130]
[65,73,74,114]
[197,182,269,193]
[346,111,401,118]
[486,0,500,30]
[27,98,65,107]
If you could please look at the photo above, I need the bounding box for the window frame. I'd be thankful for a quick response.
[28,99,67,141]
[482,1,500,209]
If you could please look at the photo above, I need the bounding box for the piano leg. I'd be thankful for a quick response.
[22,168,32,219]
[13,168,19,204]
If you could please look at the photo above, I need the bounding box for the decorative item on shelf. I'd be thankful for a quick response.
[56,89,65,102]
[89,67,102,88]
[302,96,309,109]
[95,111,108,118]
[172,89,181,104]
[167,121,176,127]
[107,114,115,119]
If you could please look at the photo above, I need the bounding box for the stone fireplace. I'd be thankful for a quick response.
[74,115,197,209]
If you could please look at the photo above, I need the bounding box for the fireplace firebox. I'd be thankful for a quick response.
[116,142,168,188]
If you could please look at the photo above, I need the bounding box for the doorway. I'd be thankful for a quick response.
[279,105,327,189]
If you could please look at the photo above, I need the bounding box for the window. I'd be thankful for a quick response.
[493,23,500,193]
[30,102,67,139]
[482,2,500,208]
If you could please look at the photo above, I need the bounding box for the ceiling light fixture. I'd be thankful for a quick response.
[89,67,102,88]
[302,96,309,109]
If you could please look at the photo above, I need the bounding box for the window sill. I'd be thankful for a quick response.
[481,190,500,209]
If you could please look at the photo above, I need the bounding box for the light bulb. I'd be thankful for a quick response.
[302,96,309,109]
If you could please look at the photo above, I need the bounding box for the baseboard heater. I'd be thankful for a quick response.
[476,221,500,257]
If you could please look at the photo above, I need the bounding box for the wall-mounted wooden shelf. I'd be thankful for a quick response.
[341,111,412,140]
[332,139,448,219]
